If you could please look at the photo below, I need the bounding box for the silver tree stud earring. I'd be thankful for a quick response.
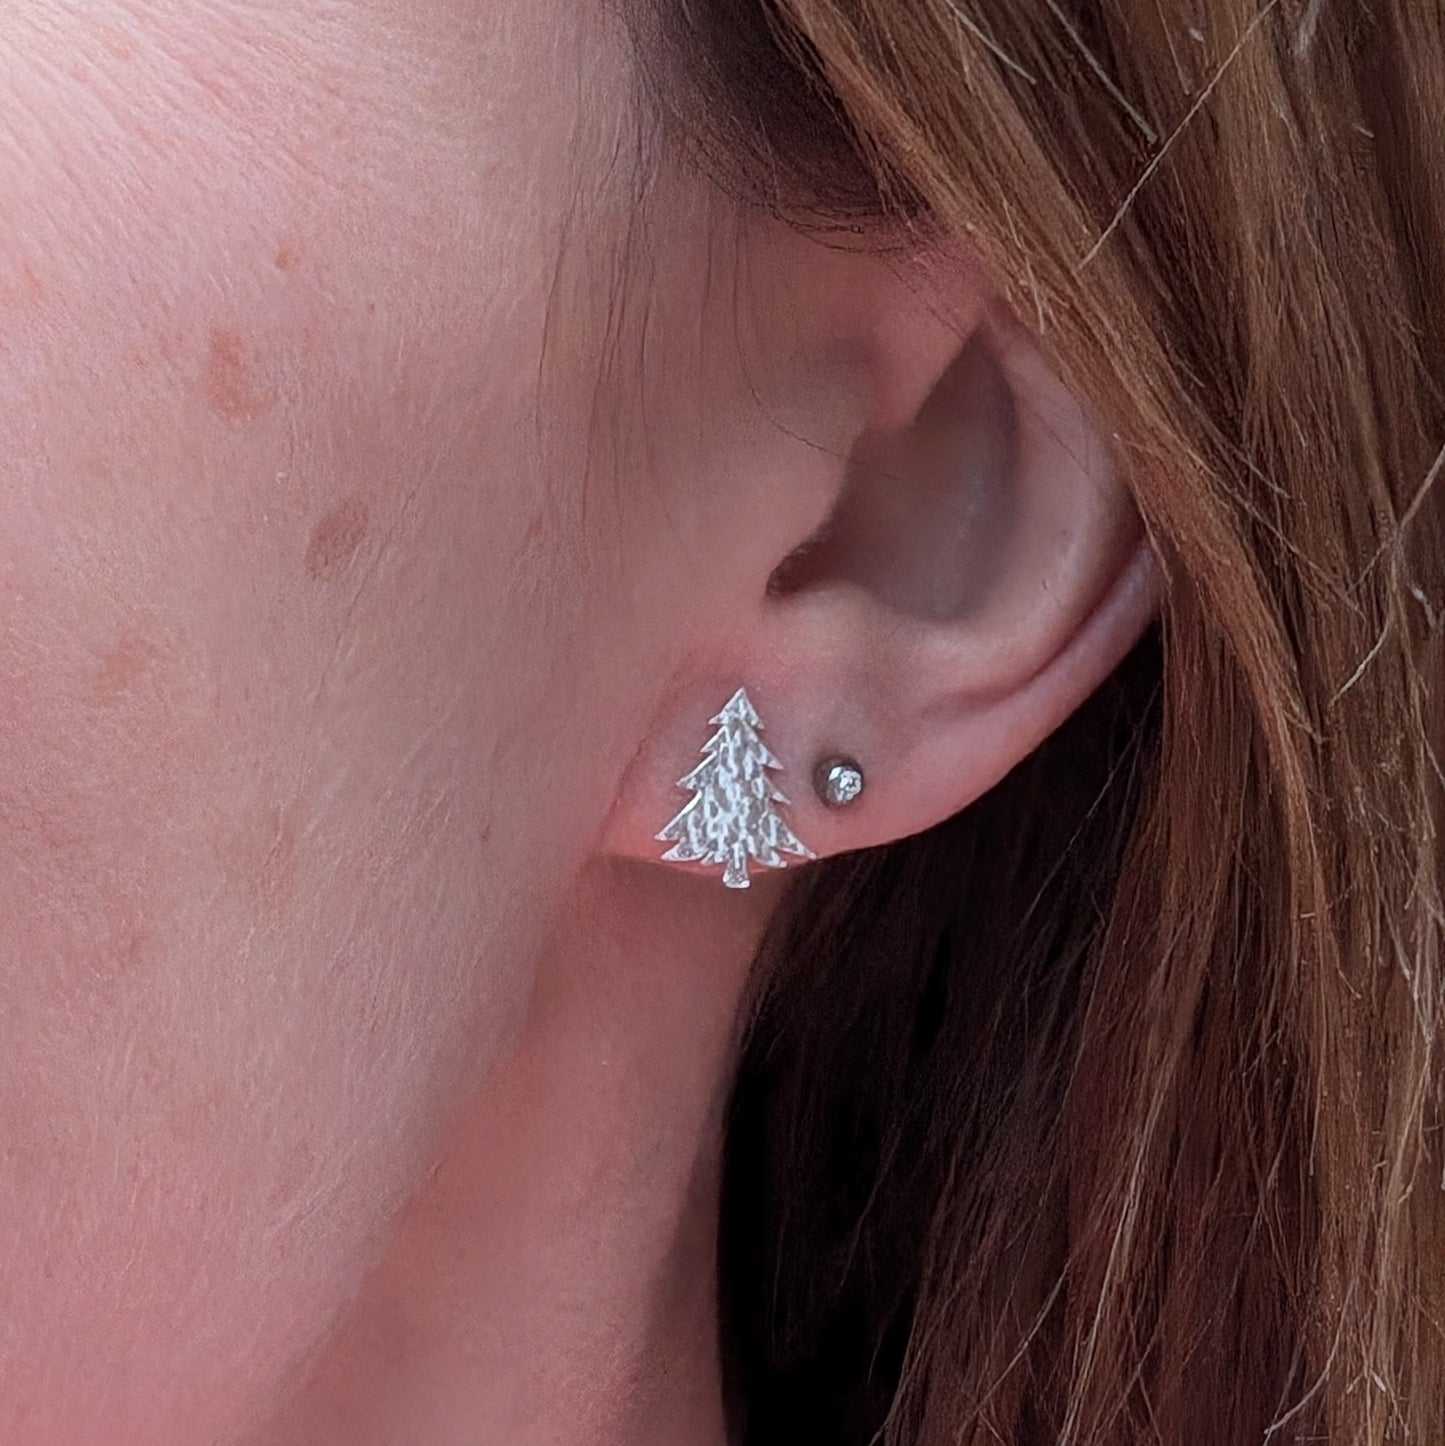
[655,685,818,890]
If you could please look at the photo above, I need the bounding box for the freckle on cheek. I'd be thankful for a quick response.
[91,627,163,704]
[165,1082,229,1147]
[305,499,371,583]
[0,262,48,316]
[87,16,137,61]
[101,879,150,975]
[204,327,278,422]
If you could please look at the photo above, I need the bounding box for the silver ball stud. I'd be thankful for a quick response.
[814,756,865,808]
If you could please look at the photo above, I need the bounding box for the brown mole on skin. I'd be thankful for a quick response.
[305,498,371,583]
[274,241,300,271]
[205,327,279,423]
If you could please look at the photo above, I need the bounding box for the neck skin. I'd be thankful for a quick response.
[245,855,783,1446]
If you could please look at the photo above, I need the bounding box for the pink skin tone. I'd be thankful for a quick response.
[0,2,1158,1444]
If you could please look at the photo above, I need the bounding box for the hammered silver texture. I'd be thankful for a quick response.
[655,686,817,889]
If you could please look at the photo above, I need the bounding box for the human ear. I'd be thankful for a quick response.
[598,239,1161,888]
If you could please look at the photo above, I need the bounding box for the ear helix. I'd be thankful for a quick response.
[654,685,863,890]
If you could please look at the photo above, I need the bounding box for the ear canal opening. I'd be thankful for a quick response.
[764,322,1020,622]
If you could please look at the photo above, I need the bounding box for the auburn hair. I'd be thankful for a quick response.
[630,1,1445,1441]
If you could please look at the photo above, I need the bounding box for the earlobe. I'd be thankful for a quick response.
[598,251,1160,884]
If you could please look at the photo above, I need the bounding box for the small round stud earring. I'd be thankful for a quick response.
[814,755,865,808]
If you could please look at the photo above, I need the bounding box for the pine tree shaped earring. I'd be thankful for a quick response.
[655,686,818,890]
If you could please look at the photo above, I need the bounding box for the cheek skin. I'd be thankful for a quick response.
[0,3,652,1442]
